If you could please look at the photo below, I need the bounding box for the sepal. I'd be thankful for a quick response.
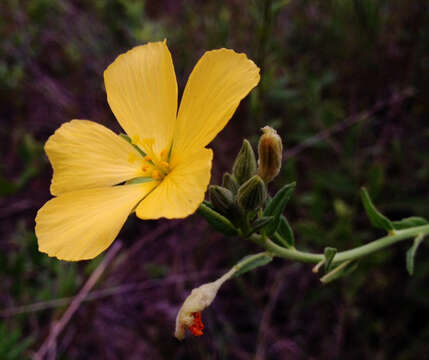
[197,202,239,236]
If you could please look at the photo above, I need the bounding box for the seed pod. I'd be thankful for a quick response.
[257,126,283,183]
[232,139,257,185]
[222,172,239,194]
[209,185,235,216]
[237,175,267,211]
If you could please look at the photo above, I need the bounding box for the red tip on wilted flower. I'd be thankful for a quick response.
[188,312,204,336]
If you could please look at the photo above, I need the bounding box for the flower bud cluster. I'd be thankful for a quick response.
[208,126,284,230]
[178,126,287,339]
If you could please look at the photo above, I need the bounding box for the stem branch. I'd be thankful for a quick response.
[251,224,429,264]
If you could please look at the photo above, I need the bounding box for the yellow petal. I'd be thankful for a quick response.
[136,148,213,219]
[171,49,260,162]
[35,182,158,261]
[104,41,178,154]
[46,120,145,196]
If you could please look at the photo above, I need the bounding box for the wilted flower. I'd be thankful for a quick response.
[35,40,260,260]
[257,126,283,183]
[174,268,235,340]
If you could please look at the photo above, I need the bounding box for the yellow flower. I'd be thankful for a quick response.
[35,41,260,261]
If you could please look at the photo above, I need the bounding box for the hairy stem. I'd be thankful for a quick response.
[250,224,429,264]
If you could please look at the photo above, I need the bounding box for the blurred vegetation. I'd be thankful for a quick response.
[0,0,428,359]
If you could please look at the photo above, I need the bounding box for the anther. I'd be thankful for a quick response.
[152,170,162,180]
[160,149,168,160]
[160,161,169,170]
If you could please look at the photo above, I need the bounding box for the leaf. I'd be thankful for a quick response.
[263,182,296,235]
[197,202,239,236]
[119,133,132,143]
[126,177,153,185]
[320,260,359,284]
[406,234,425,276]
[324,247,337,272]
[393,217,428,230]
[202,200,214,210]
[247,216,274,236]
[233,254,273,277]
[360,187,394,232]
[119,133,146,157]
[275,215,295,248]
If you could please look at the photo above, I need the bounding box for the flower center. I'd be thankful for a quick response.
[128,136,171,181]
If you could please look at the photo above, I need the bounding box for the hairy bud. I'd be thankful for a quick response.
[209,185,234,217]
[222,172,239,194]
[232,139,257,185]
[237,175,267,211]
[257,126,283,183]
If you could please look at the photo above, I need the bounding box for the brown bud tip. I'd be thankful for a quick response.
[257,126,283,183]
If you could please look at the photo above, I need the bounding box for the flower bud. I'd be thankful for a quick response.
[209,185,234,217]
[232,139,257,185]
[222,172,239,194]
[257,126,283,183]
[237,175,267,211]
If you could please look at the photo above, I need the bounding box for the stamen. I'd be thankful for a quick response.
[160,149,168,160]
[160,161,169,170]
[188,312,204,337]
[152,170,162,180]
[127,138,171,180]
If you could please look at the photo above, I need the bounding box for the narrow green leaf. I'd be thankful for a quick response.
[119,133,132,143]
[120,133,146,157]
[320,260,358,284]
[233,254,273,277]
[406,234,425,276]
[324,247,337,272]
[360,187,394,231]
[393,217,428,230]
[263,182,296,235]
[126,177,153,184]
[275,215,295,248]
[197,203,239,236]
[247,216,274,236]
[202,200,214,210]
[264,182,296,217]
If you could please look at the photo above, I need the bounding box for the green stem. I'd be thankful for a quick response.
[233,251,272,272]
[251,224,429,264]
[320,260,352,284]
